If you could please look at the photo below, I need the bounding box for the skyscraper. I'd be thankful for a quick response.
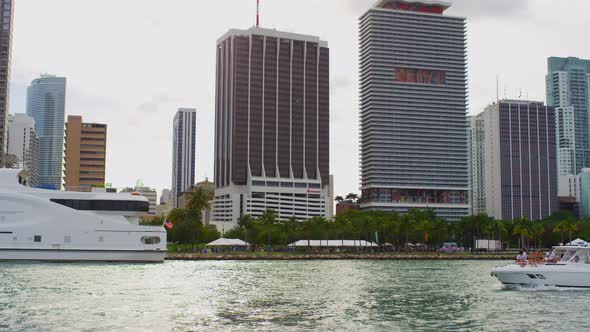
[546,57,590,175]
[213,27,330,231]
[7,113,37,174]
[64,115,107,191]
[0,0,14,166]
[171,108,196,208]
[26,75,66,190]
[359,0,469,221]
[470,100,558,221]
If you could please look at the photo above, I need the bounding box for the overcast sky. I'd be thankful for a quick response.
[9,0,590,197]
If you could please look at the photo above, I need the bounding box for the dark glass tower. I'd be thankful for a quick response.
[213,27,331,229]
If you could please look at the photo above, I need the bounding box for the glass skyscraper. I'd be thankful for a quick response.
[26,75,66,190]
[359,0,469,221]
[172,108,196,208]
[546,57,590,175]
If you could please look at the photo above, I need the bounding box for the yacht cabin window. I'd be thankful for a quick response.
[141,237,161,245]
[34,235,41,242]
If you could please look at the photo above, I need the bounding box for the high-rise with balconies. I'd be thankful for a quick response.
[546,57,590,176]
[213,27,331,231]
[359,0,469,221]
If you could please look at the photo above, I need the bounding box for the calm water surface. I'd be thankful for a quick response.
[0,260,587,331]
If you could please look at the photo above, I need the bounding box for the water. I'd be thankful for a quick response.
[0,260,588,331]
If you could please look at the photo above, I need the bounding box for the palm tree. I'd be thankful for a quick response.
[168,208,186,225]
[513,218,532,249]
[554,219,579,244]
[415,219,435,246]
[345,193,359,202]
[335,196,344,203]
[186,187,212,223]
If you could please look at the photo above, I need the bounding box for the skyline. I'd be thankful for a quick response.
[7,0,590,196]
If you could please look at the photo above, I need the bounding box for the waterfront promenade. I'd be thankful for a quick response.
[166,252,515,261]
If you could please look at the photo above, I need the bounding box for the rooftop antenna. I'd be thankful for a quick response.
[256,0,260,27]
[496,74,499,103]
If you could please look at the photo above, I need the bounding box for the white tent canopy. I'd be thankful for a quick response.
[207,238,250,247]
[566,238,588,246]
[288,240,378,248]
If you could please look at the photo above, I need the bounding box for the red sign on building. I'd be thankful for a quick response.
[394,67,446,85]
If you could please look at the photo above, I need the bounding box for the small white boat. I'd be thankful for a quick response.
[0,169,166,262]
[492,245,590,289]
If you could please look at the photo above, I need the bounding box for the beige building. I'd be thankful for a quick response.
[64,115,107,191]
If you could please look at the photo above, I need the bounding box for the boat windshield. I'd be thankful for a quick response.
[560,249,590,264]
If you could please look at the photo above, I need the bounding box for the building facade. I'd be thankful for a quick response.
[7,113,35,168]
[121,186,157,215]
[26,75,66,190]
[64,115,107,191]
[546,57,590,175]
[358,0,469,221]
[213,27,331,231]
[171,108,196,208]
[0,0,13,166]
[580,169,590,218]
[471,100,558,221]
[469,115,486,215]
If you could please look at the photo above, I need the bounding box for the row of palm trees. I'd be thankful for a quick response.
[165,187,219,245]
[224,208,589,250]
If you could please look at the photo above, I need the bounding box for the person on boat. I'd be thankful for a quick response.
[516,250,526,262]
[521,248,528,261]
[546,250,556,263]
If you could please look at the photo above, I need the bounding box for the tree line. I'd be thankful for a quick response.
[224,208,589,250]
[141,187,220,248]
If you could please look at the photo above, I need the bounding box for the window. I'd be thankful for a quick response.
[50,199,149,212]
[34,235,41,242]
[141,236,161,245]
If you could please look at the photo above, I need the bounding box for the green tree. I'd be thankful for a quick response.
[335,196,344,203]
[345,193,359,202]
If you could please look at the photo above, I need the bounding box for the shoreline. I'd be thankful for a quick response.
[165,253,515,261]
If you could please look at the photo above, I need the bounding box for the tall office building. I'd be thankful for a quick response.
[546,57,590,175]
[0,0,13,167]
[213,27,330,231]
[468,116,486,215]
[7,113,39,185]
[171,108,196,208]
[7,113,35,167]
[64,115,107,191]
[359,0,469,221]
[26,75,66,190]
[470,100,558,221]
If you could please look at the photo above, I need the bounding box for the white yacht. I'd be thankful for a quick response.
[491,245,590,289]
[0,169,166,262]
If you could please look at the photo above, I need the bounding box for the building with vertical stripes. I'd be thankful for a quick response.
[0,0,13,166]
[546,57,590,176]
[358,0,469,221]
[471,100,558,221]
[213,27,331,232]
[26,74,66,190]
[171,108,196,208]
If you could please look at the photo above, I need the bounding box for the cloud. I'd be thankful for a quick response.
[445,0,530,20]
[137,94,184,114]
[338,0,530,20]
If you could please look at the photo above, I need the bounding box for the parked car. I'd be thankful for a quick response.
[439,242,464,253]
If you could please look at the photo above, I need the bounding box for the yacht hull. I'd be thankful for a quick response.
[0,249,166,262]
[492,265,590,288]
